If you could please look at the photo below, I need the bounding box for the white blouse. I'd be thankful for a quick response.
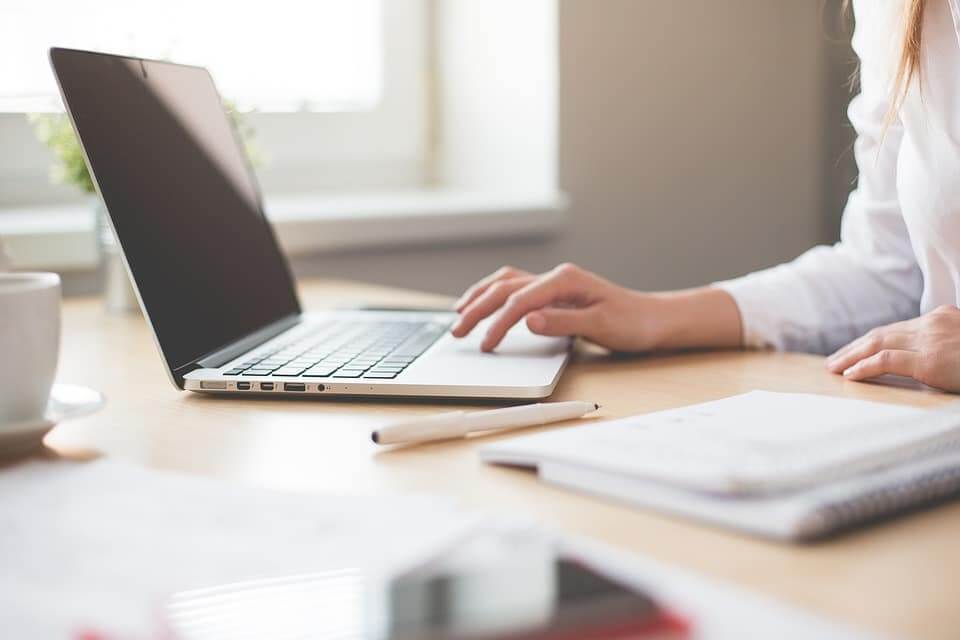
[716,0,960,354]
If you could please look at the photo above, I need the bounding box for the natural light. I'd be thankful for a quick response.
[0,0,382,112]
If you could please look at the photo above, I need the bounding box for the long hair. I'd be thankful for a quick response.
[843,0,926,119]
[893,0,926,107]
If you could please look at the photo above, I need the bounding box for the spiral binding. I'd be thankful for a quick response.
[804,462,960,538]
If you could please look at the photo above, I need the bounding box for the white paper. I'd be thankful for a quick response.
[481,391,941,494]
[0,458,477,638]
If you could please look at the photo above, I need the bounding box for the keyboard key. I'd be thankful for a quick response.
[332,370,364,378]
[304,367,339,377]
[271,367,307,376]
[345,364,373,372]
[223,369,245,376]
[242,369,273,376]
[364,372,399,379]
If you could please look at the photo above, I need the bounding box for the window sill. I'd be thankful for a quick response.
[0,189,568,271]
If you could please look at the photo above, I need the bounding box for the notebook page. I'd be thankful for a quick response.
[480,391,950,495]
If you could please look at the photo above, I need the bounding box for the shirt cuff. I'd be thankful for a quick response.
[712,276,783,351]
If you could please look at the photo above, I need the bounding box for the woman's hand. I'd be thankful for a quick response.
[826,305,960,392]
[450,263,743,353]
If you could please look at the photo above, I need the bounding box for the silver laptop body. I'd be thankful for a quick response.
[51,48,569,400]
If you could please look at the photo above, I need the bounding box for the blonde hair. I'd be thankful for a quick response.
[893,0,926,108]
[842,0,925,119]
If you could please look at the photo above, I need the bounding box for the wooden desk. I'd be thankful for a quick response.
[49,279,958,640]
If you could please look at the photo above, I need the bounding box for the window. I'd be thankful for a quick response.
[1,0,382,112]
[0,0,427,205]
[0,0,563,271]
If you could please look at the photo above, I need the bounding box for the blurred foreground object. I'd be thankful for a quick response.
[0,238,10,271]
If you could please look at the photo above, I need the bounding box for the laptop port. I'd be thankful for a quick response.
[260,382,275,391]
[284,382,306,392]
[236,381,251,391]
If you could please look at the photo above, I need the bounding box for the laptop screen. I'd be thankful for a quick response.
[51,49,301,377]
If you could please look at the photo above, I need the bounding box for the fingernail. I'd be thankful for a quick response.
[843,366,855,377]
[527,312,545,332]
[480,333,495,352]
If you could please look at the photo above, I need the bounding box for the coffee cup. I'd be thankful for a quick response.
[0,273,61,426]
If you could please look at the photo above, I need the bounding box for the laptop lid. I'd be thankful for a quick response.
[50,48,301,388]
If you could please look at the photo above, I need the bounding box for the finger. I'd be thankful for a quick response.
[526,307,596,337]
[843,349,919,381]
[451,277,532,337]
[481,268,580,351]
[453,266,531,312]
[826,318,916,364]
[826,332,885,369]
[826,331,914,374]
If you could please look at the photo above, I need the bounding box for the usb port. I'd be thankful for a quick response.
[260,382,275,391]
[284,382,306,392]
[236,381,251,391]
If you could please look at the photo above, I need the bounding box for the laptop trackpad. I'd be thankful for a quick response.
[400,320,570,388]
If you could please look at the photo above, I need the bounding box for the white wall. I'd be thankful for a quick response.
[292,0,834,295]
[434,0,557,195]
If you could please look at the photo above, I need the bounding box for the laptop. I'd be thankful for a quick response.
[50,48,570,400]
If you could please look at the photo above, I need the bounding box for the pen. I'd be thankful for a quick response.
[371,401,600,445]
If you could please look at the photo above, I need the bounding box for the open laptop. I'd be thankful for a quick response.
[50,48,570,399]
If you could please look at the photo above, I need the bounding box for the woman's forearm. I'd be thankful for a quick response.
[646,286,744,350]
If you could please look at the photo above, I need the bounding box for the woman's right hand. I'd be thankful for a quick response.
[449,263,744,353]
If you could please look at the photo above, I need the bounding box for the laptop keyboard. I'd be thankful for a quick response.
[222,319,449,380]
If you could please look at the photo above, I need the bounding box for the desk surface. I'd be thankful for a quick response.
[49,279,958,639]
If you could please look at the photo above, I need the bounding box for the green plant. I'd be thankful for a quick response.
[28,102,262,195]
[28,112,96,194]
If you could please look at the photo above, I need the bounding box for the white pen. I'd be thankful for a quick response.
[371,400,600,445]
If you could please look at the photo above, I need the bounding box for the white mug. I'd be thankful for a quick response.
[0,273,61,425]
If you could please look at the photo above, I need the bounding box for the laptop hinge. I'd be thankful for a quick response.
[194,314,302,370]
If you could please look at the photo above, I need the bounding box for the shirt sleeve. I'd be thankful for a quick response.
[713,0,922,355]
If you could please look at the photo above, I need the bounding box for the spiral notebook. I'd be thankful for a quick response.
[480,391,960,541]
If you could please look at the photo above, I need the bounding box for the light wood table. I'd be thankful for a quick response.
[48,279,958,639]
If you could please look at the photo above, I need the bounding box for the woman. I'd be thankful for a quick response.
[451,0,960,393]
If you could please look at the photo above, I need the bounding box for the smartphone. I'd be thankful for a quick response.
[375,538,689,640]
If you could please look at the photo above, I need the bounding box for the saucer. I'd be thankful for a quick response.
[0,384,105,457]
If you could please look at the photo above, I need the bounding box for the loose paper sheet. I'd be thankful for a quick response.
[0,458,476,638]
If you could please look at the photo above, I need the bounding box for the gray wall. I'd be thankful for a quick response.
[291,0,856,297]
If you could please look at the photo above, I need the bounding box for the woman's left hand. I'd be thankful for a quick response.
[826,305,960,392]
